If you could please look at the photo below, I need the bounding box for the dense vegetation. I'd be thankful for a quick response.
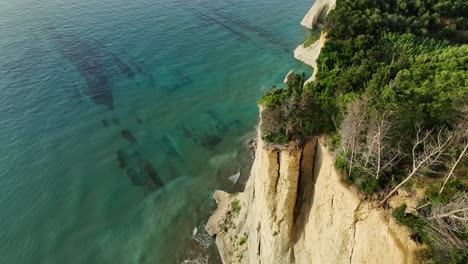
[259,0,467,262]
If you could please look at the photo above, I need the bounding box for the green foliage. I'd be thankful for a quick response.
[394,203,468,264]
[393,204,429,244]
[260,0,467,204]
[447,249,468,264]
[334,155,348,171]
[425,179,467,205]
[304,33,321,47]
[259,74,335,144]
[256,0,467,260]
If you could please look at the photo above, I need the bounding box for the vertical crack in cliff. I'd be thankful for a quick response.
[274,150,281,194]
[349,223,357,264]
[330,194,335,224]
[349,200,363,264]
[257,222,262,257]
[292,138,318,246]
[293,147,305,224]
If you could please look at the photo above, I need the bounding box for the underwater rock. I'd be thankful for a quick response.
[206,110,228,134]
[229,119,242,128]
[200,135,222,150]
[116,150,127,169]
[138,159,164,189]
[121,129,137,144]
[102,119,110,127]
[47,28,115,108]
[126,168,143,186]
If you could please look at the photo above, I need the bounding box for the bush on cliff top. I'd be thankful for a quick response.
[259,1,467,261]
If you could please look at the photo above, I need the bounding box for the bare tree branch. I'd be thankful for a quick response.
[382,126,454,204]
[425,193,468,250]
[340,98,369,176]
[440,141,468,194]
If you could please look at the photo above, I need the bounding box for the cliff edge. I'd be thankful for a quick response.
[206,129,420,264]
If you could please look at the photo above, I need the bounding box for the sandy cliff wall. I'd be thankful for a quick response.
[206,133,420,264]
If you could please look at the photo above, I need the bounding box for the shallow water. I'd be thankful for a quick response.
[0,0,315,263]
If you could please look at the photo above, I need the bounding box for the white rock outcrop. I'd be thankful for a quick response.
[301,0,337,29]
[283,70,296,84]
[294,31,327,84]
[206,132,421,264]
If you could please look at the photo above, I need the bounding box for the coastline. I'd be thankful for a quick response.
[205,1,422,263]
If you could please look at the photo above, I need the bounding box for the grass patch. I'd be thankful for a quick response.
[304,33,321,47]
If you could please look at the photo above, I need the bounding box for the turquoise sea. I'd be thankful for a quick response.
[0,0,315,263]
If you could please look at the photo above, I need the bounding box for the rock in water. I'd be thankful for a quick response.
[283,69,295,84]
[121,129,137,144]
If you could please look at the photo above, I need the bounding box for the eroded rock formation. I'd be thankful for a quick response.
[294,31,327,84]
[206,132,421,264]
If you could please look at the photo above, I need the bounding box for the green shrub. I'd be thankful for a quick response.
[334,154,348,171]
[425,179,467,205]
[304,33,321,47]
[393,204,429,244]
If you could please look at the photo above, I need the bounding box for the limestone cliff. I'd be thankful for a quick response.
[301,0,337,29]
[206,132,421,264]
[295,0,336,84]
[294,31,327,84]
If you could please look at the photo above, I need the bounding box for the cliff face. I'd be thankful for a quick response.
[301,0,337,29]
[295,0,336,84]
[206,134,420,264]
[294,31,327,84]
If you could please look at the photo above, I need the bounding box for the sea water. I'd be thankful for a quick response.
[0,0,316,263]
